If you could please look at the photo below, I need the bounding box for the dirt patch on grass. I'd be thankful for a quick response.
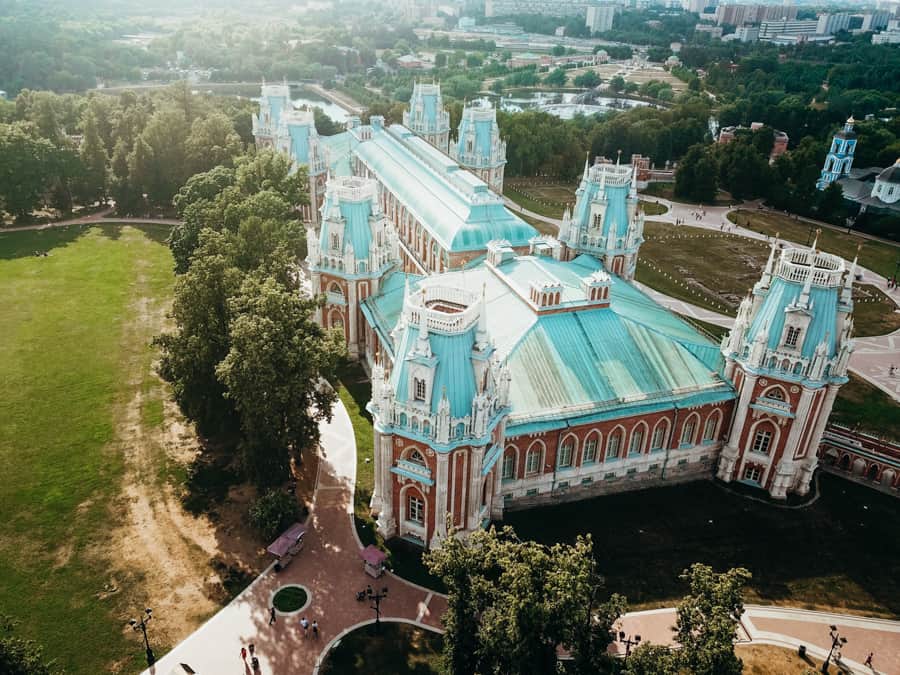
[736,644,823,674]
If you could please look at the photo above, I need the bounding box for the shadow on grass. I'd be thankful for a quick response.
[0,223,173,260]
[319,620,443,675]
[386,539,447,595]
[503,473,900,615]
[181,451,241,516]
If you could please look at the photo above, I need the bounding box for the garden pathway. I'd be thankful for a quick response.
[144,399,445,675]
[0,208,182,232]
[617,605,900,674]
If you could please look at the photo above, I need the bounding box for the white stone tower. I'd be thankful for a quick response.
[403,82,451,154]
[450,102,507,194]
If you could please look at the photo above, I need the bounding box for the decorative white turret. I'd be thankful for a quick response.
[718,240,856,500]
[450,101,507,193]
[562,158,644,280]
[404,81,451,153]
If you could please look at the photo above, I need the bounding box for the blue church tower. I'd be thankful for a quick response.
[403,82,450,154]
[817,117,856,190]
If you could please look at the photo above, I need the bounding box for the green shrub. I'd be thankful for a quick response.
[248,489,299,541]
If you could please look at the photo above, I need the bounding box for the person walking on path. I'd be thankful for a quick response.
[269,607,276,625]
[312,620,319,639]
[300,616,310,638]
[865,652,874,668]
[240,646,247,661]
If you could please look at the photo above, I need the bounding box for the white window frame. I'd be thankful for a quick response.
[743,465,762,483]
[502,452,516,480]
[703,415,718,442]
[525,448,542,475]
[607,433,621,460]
[681,419,697,446]
[558,440,574,468]
[413,377,427,402]
[583,436,598,463]
[752,429,773,455]
[407,494,425,525]
[651,425,666,450]
[629,428,644,455]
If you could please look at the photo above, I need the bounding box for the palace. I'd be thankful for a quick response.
[255,84,857,548]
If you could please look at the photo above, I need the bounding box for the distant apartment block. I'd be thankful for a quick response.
[695,23,725,38]
[485,0,591,17]
[817,12,852,35]
[715,3,798,26]
[758,19,819,39]
[734,24,760,41]
[586,3,617,32]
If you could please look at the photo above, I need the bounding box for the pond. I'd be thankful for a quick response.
[485,91,652,120]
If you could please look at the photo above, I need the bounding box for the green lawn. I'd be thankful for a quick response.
[832,373,900,441]
[319,621,443,675]
[641,181,739,206]
[336,363,382,549]
[728,209,900,281]
[636,221,899,337]
[0,224,175,672]
[504,473,900,618]
[640,199,668,216]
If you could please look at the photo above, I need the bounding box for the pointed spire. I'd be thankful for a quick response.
[629,163,638,198]
[616,149,622,166]
[583,151,590,180]
[476,283,489,347]
[759,231,779,288]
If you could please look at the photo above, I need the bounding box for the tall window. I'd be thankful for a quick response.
[743,466,762,483]
[703,416,718,442]
[407,494,425,524]
[558,440,574,468]
[607,432,621,460]
[330,232,340,251]
[681,419,696,446]
[502,452,516,480]
[651,425,666,451]
[525,447,542,475]
[786,326,802,348]
[752,429,773,455]
[413,378,427,402]
[583,436,598,463]
[629,428,644,455]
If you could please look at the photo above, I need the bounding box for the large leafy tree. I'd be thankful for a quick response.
[185,111,243,175]
[217,275,345,483]
[0,616,61,675]
[675,143,718,203]
[75,108,108,205]
[625,564,751,675]
[425,526,623,675]
[0,122,58,218]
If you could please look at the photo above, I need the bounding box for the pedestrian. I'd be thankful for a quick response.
[312,620,319,639]
[241,646,247,661]
[269,607,276,625]
[300,616,310,638]
[251,655,260,672]
[248,643,255,656]
[865,652,874,667]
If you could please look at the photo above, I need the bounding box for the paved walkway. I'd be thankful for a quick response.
[145,400,445,675]
[618,605,900,674]
[1,208,182,232]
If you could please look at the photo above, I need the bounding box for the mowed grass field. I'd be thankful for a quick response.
[0,224,174,672]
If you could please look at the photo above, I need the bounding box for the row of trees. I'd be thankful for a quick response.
[426,526,751,675]
[0,84,253,221]
[156,150,345,485]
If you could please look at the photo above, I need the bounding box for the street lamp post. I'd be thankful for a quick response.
[618,630,641,666]
[821,624,847,673]
[128,608,155,667]
[367,586,389,632]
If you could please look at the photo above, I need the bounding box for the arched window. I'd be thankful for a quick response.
[629,426,645,455]
[525,445,542,476]
[583,433,599,463]
[408,449,426,466]
[752,429,773,455]
[702,412,719,442]
[764,387,785,401]
[558,436,575,468]
[502,450,516,481]
[407,492,425,525]
[606,431,622,460]
[455,423,465,439]
[785,326,802,348]
[681,416,698,446]
[398,413,407,428]
[651,421,668,451]
[422,421,431,436]
[328,282,344,298]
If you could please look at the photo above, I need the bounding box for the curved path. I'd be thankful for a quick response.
[1,208,182,232]
[146,397,900,675]
[144,400,445,675]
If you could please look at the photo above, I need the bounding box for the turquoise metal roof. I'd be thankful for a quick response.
[321,131,353,176]
[288,121,311,165]
[391,323,478,418]
[267,95,288,129]
[319,192,374,261]
[573,179,631,240]
[457,112,495,159]
[352,125,536,252]
[745,278,840,359]
[368,256,733,425]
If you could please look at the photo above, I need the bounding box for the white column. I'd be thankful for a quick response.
[796,384,840,495]
[717,372,758,481]
[431,452,450,547]
[376,433,396,537]
[769,386,814,499]
[347,282,359,358]
[371,429,384,513]
[466,446,486,532]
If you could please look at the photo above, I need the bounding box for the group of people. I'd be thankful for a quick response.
[267,606,320,639]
